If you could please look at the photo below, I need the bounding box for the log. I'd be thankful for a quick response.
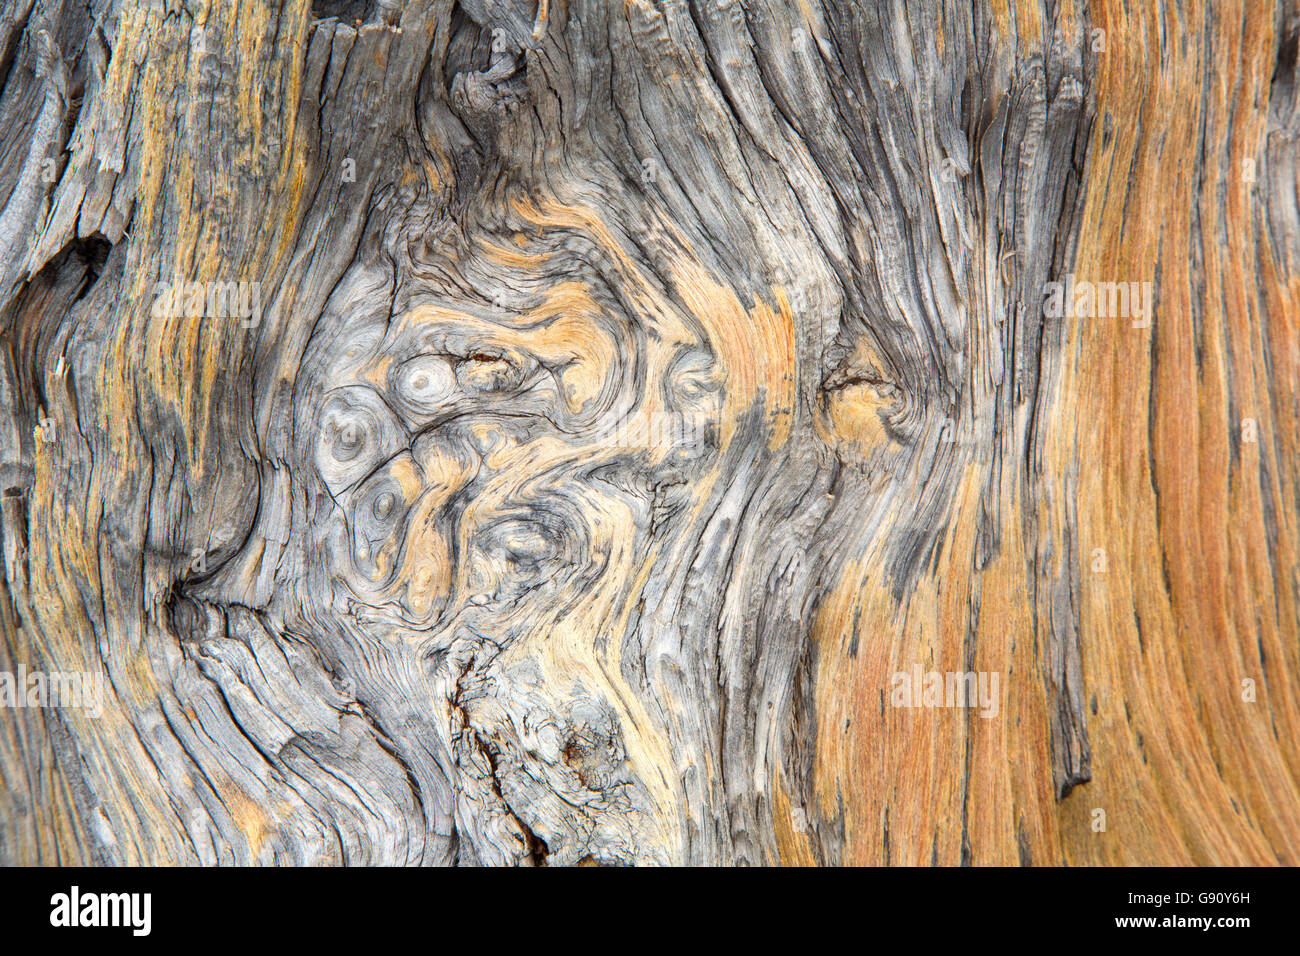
[0,0,1296,865]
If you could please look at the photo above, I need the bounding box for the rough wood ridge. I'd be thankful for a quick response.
[0,0,1296,865]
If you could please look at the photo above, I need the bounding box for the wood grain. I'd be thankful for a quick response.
[0,0,1296,865]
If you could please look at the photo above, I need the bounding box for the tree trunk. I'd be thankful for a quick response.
[0,0,1296,865]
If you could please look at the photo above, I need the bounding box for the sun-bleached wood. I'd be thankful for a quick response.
[0,0,1296,865]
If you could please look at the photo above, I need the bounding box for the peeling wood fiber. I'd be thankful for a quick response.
[0,0,1296,866]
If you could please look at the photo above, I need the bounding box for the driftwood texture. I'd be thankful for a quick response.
[0,0,1297,865]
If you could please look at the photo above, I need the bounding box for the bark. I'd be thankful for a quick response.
[0,0,1296,865]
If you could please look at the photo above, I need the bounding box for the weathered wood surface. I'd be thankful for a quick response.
[0,0,1296,865]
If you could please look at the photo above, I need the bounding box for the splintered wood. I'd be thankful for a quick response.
[0,0,1296,865]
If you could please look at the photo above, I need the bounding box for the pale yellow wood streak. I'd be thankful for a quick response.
[497,197,801,854]
[664,260,797,449]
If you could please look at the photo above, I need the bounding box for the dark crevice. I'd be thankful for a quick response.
[470,729,550,866]
[312,0,376,25]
